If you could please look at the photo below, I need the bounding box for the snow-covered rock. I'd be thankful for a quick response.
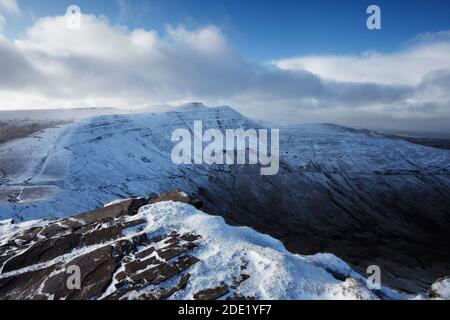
[0,194,405,300]
[429,277,450,299]
[136,201,395,300]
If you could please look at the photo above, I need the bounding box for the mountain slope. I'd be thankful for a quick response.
[0,104,261,220]
[0,103,449,294]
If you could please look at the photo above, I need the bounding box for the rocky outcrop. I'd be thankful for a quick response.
[0,190,411,300]
[194,283,229,300]
[0,191,204,300]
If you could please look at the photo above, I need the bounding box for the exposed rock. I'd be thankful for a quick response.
[15,227,43,244]
[0,264,60,300]
[2,233,83,273]
[39,223,68,238]
[135,246,155,259]
[188,199,204,210]
[0,191,409,300]
[180,234,202,242]
[146,273,191,300]
[194,283,229,300]
[124,256,160,274]
[0,191,204,300]
[42,245,121,300]
[150,190,190,205]
[71,198,150,225]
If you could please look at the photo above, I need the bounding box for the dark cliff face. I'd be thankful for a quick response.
[196,163,450,294]
[187,121,450,295]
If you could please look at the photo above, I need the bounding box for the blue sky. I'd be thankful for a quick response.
[4,0,450,61]
[1,0,450,133]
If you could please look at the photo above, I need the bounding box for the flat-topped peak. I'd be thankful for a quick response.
[178,102,208,111]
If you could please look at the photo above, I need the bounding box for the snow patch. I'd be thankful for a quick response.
[431,277,450,299]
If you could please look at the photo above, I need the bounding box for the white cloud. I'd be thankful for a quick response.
[0,14,248,107]
[0,0,20,14]
[0,12,449,133]
[272,38,450,86]
[166,24,230,56]
[0,14,5,32]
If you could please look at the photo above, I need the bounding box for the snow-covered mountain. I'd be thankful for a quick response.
[0,192,406,300]
[0,104,261,219]
[0,103,449,295]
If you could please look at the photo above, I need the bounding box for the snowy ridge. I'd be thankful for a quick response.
[0,104,261,220]
[133,201,404,300]
[1,104,449,221]
[0,196,407,300]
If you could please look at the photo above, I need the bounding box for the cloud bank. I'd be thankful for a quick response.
[0,0,19,14]
[0,13,449,133]
[272,33,450,86]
